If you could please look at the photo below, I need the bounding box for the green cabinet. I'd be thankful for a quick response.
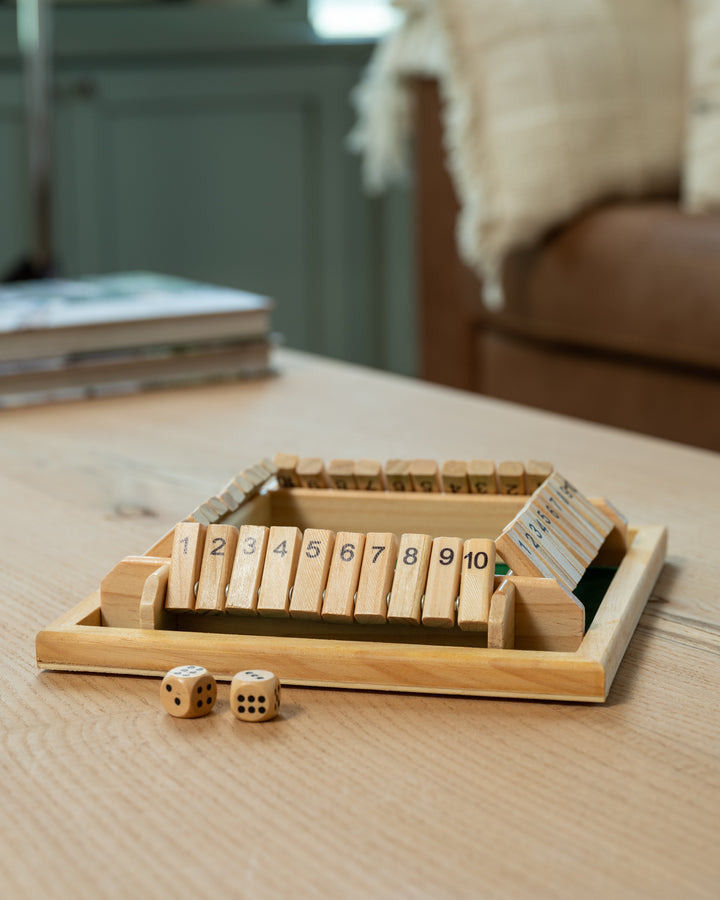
[0,13,416,374]
[0,71,30,277]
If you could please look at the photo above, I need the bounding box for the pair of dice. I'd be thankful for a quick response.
[161,665,280,722]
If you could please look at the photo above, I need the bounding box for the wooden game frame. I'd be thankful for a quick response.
[36,483,667,702]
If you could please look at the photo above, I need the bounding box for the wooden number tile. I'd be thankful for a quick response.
[537,512,593,570]
[547,541,586,590]
[497,461,526,495]
[241,464,270,496]
[257,526,303,616]
[225,525,269,614]
[488,580,516,649]
[549,485,605,539]
[548,473,614,537]
[409,459,440,493]
[322,532,366,623]
[495,529,555,580]
[509,519,568,584]
[232,473,256,496]
[327,459,357,491]
[296,457,328,489]
[545,474,608,537]
[598,496,628,532]
[530,498,596,562]
[273,453,300,488]
[516,509,588,575]
[167,522,207,610]
[259,456,278,477]
[218,479,246,512]
[593,497,629,551]
[539,483,604,548]
[531,525,584,588]
[189,505,212,526]
[510,521,580,590]
[538,509,593,569]
[385,459,412,492]
[525,460,553,493]
[195,524,239,611]
[206,496,230,518]
[354,459,384,491]
[191,502,221,525]
[441,460,469,494]
[536,486,597,548]
[289,529,335,620]
[467,460,497,494]
[355,533,399,624]
[422,537,463,628]
[457,539,495,631]
[387,534,433,625]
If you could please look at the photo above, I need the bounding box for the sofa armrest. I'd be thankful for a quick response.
[501,204,720,371]
[415,78,480,389]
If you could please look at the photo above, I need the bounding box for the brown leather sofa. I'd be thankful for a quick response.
[416,80,720,452]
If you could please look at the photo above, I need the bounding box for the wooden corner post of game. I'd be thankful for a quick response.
[37,454,666,703]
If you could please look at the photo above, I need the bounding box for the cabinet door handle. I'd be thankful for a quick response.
[56,79,98,101]
[73,79,97,100]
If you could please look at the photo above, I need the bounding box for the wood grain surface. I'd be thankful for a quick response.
[2,349,719,899]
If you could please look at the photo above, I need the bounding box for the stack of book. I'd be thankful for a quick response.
[0,272,274,407]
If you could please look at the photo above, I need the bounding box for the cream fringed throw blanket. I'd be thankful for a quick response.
[349,0,684,309]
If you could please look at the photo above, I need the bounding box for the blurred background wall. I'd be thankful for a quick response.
[0,0,417,376]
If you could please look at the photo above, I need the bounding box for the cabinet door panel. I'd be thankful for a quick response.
[55,65,321,350]
[53,59,415,372]
[0,76,30,277]
[104,101,309,346]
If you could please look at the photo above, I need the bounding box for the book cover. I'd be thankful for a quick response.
[0,338,275,408]
[0,272,273,362]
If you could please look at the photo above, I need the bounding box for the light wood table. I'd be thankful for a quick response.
[2,349,719,898]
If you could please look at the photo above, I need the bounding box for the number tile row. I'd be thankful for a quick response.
[188,457,278,525]
[274,454,553,495]
[166,522,502,633]
[185,456,556,529]
[495,473,615,593]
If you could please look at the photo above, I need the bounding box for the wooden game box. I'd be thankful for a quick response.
[36,456,667,702]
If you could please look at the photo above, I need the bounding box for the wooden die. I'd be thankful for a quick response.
[161,665,217,718]
[230,670,280,722]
